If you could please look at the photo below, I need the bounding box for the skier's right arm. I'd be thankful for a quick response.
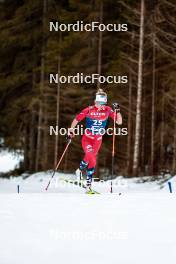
[68,107,89,138]
[67,119,78,139]
[70,118,79,130]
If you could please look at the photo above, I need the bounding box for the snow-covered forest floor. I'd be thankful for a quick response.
[0,172,176,264]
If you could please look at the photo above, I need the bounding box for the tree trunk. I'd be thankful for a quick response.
[54,54,61,167]
[35,102,43,171]
[160,87,165,169]
[35,0,47,171]
[41,0,48,170]
[172,123,176,173]
[97,1,103,90]
[127,32,134,176]
[29,109,35,172]
[96,1,103,180]
[132,0,145,176]
[151,17,156,175]
[24,124,29,170]
[141,88,146,174]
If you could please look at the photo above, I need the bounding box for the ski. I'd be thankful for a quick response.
[76,168,100,194]
[64,170,100,194]
[64,178,100,194]
[85,189,100,195]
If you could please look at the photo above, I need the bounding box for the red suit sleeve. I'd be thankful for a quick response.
[108,106,120,121]
[75,107,89,122]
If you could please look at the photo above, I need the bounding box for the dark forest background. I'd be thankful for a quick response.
[0,0,176,178]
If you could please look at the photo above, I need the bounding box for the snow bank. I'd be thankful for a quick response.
[0,171,175,194]
[0,150,23,173]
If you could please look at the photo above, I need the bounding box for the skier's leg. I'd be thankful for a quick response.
[86,137,102,169]
[78,135,89,172]
[80,135,96,188]
[81,134,95,168]
[86,167,95,188]
[77,159,88,181]
[79,160,88,170]
[86,137,102,189]
[93,137,102,156]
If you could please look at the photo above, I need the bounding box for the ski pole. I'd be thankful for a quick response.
[111,108,118,193]
[45,139,72,191]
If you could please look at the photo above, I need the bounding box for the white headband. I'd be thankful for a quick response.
[95,94,107,103]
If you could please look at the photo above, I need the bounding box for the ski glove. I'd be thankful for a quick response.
[67,129,75,140]
[112,103,120,112]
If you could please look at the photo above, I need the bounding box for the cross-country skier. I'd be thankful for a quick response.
[68,89,122,193]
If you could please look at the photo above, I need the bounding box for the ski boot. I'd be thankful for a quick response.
[76,160,88,186]
[85,168,96,194]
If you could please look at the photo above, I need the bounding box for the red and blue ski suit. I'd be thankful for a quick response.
[75,105,120,170]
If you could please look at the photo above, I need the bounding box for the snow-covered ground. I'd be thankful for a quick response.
[0,172,176,264]
[0,171,173,193]
[0,150,23,173]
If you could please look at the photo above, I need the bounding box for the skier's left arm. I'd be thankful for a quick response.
[109,103,122,125]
